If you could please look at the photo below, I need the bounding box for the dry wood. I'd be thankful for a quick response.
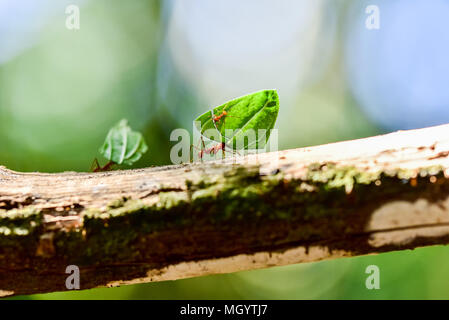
[2,124,449,296]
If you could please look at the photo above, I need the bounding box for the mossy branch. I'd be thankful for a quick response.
[2,124,449,296]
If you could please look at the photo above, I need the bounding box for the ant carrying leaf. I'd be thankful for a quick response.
[91,119,148,172]
[193,89,279,160]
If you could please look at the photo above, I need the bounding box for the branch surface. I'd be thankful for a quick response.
[2,124,449,296]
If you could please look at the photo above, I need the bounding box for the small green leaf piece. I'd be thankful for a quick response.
[194,89,279,149]
[99,119,148,166]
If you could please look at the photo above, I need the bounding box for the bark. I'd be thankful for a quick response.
[2,124,449,296]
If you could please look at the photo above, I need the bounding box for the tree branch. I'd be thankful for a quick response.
[2,124,449,296]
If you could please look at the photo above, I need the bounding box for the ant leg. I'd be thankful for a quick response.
[191,144,199,161]
[201,136,207,153]
[200,137,206,161]
[191,136,207,162]
[224,143,241,158]
[211,110,220,132]
[90,158,100,172]
[102,161,115,171]
[190,135,205,162]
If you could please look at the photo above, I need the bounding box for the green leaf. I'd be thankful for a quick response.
[194,89,279,150]
[99,119,148,166]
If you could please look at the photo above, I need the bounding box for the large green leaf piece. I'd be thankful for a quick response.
[194,89,279,150]
[99,119,148,165]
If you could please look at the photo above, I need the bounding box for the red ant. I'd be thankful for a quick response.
[191,138,238,161]
[198,142,226,158]
[211,104,238,125]
[192,103,240,161]
[90,159,116,172]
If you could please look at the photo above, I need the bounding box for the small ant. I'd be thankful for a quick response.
[198,142,226,159]
[90,159,116,172]
[211,104,238,125]
[192,104,240,161]
[191,137,239,161]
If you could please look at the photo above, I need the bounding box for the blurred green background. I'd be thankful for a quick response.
[2,0,449,299]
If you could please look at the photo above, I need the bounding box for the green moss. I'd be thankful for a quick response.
[84,200,147,219]
[307,163,380,193]
[0,207,42,237]
[306,163,444,193]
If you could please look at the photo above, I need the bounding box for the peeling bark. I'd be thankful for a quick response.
[2,124,449,296]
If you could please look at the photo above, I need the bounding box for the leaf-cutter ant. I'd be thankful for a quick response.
[211,104,239,125]
[90,159,116,172]
[191,137,239,161]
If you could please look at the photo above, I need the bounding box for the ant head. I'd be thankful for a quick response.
[223,110,227,115]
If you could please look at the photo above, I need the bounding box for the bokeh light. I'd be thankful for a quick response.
[345,0,449,130]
